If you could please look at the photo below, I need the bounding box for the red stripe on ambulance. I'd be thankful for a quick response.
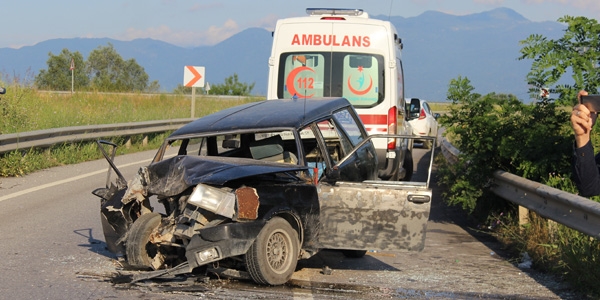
[360,114,387,125]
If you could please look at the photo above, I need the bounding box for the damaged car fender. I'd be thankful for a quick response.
[185,220,267,269]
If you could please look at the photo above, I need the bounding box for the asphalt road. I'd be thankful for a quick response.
[0,146,580,299]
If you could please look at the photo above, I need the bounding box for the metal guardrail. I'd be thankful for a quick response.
[0,119,194,154]
[4,120,600,238]
[38,91,265,101]
[441,138,600,238]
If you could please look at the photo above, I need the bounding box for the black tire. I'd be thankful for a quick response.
[126,212,162,270]
[245,217,299,285]
[341,250,367,258]
[402,150,413,181]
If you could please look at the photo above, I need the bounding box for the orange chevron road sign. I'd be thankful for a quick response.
[184,66,205,87]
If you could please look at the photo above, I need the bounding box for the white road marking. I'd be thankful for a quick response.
[0,158,152,202]
[292,291,315,300]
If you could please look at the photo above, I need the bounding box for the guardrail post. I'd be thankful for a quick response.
[143,136,148,147]
[548,220,558,240]
[519,206,529,229]
[125,138,132,149]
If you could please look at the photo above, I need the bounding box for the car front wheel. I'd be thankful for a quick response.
[245,217,299,285]
[126,212,163,270]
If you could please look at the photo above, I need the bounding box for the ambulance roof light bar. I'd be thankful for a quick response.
[306,8,365,17]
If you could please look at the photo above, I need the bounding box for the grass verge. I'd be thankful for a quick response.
[0,84,262,177]
[0,133,169,177]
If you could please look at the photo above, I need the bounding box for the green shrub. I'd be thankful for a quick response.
[0,84,31,134]
[440,76,600,297]
[439,76,572,214]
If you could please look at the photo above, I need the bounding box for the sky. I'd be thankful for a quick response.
[1,0,599,49]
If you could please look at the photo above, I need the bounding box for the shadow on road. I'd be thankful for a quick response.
[74,228,115,258]
[297,249,399,272]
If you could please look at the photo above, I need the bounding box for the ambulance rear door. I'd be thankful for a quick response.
[268,17,334,100]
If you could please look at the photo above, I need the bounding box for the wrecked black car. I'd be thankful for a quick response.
[92,97,433,285]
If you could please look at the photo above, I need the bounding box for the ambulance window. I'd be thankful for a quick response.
[279,53,326,99]
[349,55,372,68]
[341,54,384,108]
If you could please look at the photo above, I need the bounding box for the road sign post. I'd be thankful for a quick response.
[70,58,75,94]
[183,66,205,118]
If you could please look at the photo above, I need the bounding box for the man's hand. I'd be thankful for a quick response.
[572,90,593,148]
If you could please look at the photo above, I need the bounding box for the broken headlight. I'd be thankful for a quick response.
[188,184,235,218]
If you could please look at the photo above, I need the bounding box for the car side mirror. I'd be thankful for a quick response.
[323,166,341,183]
[433,113,440,120]
[409,98,421,120]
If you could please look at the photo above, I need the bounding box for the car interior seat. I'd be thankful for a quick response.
[249,135,297,164]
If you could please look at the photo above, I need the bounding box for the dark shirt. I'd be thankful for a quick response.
[572,141,600,197]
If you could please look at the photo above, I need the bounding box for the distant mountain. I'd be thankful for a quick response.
[0,28,272,95]
[0,7,566,101]
[377,7,565,100]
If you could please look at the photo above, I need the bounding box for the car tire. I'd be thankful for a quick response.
[402,150,413,181]
[341,250,367,258]
[245,217,299,285]
[126,212,162,270]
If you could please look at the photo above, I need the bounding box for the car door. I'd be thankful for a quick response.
[317,181,431,251]
[312,108,432,252]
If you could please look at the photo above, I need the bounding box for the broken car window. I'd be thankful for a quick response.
[173,131,298,163]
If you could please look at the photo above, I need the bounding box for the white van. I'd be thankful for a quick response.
[267,8,415,180]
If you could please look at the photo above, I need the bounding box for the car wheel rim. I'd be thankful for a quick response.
[267,230,289,272]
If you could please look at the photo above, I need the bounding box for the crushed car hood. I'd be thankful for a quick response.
[145,155,308,196]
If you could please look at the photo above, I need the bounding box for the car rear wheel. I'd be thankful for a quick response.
[126,212,163,270]
[245,217,299,285]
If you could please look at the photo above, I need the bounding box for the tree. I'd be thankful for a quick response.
[36,44,153,92]
[118,58,150,91]
[35,49,88,90]
[210,73,255,96]
[439,76,571,213]
[147,80,161,93]
[519,16,600,105]
[87,43,149,92]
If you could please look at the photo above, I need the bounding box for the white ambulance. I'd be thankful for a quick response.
[267,8,415,180]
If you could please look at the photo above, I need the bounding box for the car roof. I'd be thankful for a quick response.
[170,97,352,138]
